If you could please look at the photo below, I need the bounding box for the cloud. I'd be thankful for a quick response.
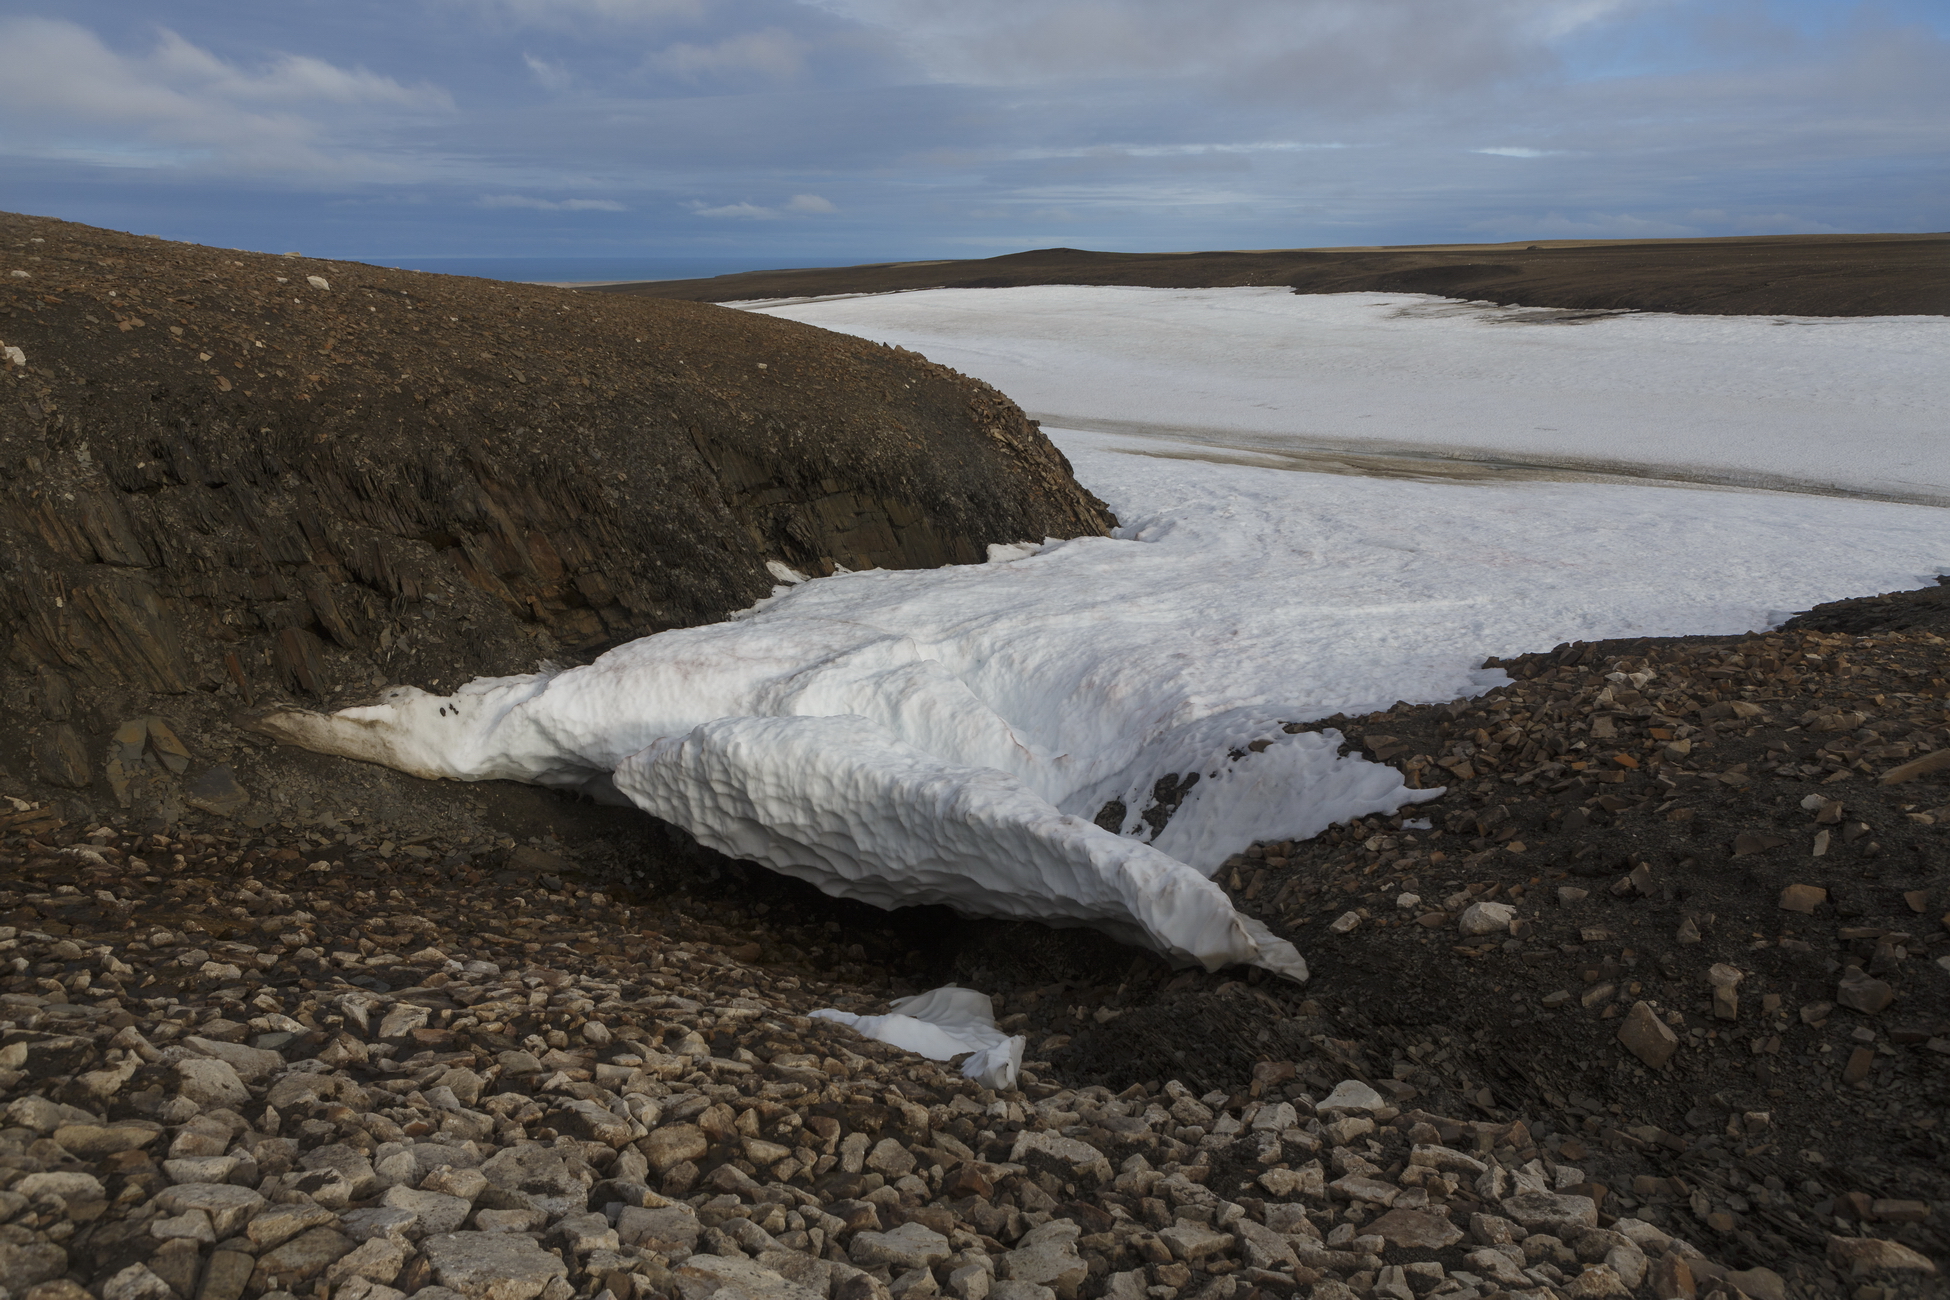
[523,53,574,90]
[647,29,806,81]
[478,194,627,209]
[804,0,1640,103]
[690,194,839,218]
[1472,146,1558,157]
[692,201,781,219]
[458,0,706,26]
[0,18,450,175]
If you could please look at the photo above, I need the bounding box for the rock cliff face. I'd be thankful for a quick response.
[0,212,1114,821]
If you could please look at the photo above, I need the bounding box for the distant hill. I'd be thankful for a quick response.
[590,232,1950,318]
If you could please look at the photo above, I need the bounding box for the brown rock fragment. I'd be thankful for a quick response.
[1616,1001,1678,1068]
[184,765,249,817]
[33,723,91,788]
[1842,1046,1876,1085]
[1836,966,1894,1014]
[1826,1235,1939,1276]
[1364,1208,1462,1250]
[1879,748,1950,784]
[1778,884,1826,913]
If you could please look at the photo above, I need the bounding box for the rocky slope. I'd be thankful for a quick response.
[0,211,1114,828]
[591,236,1950,320]
[0,585,1943,1300]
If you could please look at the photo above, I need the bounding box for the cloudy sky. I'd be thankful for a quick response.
[1,0,1944,266]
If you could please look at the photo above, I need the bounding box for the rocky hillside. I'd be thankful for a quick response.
[0,212,1114,825]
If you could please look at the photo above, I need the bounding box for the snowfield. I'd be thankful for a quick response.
[743,287,1950,505]
[263,289,1950,985]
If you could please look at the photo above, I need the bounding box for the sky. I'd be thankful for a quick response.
[0,0,1944,267]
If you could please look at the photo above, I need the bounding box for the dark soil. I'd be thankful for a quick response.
[0,210,1112,831]
[591,233,1950,319]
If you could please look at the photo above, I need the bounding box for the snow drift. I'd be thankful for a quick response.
[255,291,1950,983]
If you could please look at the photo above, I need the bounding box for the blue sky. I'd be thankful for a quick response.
[1,0,1944,265]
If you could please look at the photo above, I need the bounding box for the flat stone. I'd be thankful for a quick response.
[1826,1235,1938,1276]
[245,1201,338,1250]
[15,1170,106,1202]
[998,1222,1087,1300]
[265,1072,369,1111]
[1500,1192,1599,1233]
[251,1227,355,1291]
[379,1005,431,1039]
[1010,1130,1112,1183]
[151,1209,217,1244]
[640,1122,707,1173]
[381,1185,473,1235]
[1616,1001,1678,1068]
[617,1205,701,1251]
[53,1123,160,1157]
[1462,1248,1529,1288]
[1562,1264,1632,1298]
[552,1098,636,1147]
[478,1144,592,1215]
[474,1209,549,1234]
[852,1221,953,1272]
[1231,1219,1297,1270]
[422,1231,571,1300]
[1778,884,1826,913]
[341,1207,420,1245]
[988,1284,1056,1300]
[165,1156,241,1184]
[1365,1208,1463,1250]
[1317,1080,1386,1113]
[1723,1266,1786,1300]
[1836,966,1895,1015]
[1328,1175,1398,1206]
[865,1137,916,1177]
[0,1238,69,1289]
[196,1250,254,1300]
[421,1166,489,1201]
[1458,901,1516,937]
[174,1057,249,1109]
[183,1036,284,1083]
[1157,1223,1234,1262]
[184,765,250,817]
[100,1265,173,1300]
[154,1184,266,1238]
[677,1254,823,1300]
[550,1211,619,1255]
[325,1238,407,1287]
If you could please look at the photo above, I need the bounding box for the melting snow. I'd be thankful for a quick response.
[743,287,1950,504]
[813,986,1025,1090]
[261,290,1950,982]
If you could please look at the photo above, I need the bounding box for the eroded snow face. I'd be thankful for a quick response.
[260,292,1949,981]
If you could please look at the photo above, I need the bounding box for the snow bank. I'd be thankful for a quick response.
[813,987,1025,1090]
[259,290,1949,981]
[744,287,1950,504]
